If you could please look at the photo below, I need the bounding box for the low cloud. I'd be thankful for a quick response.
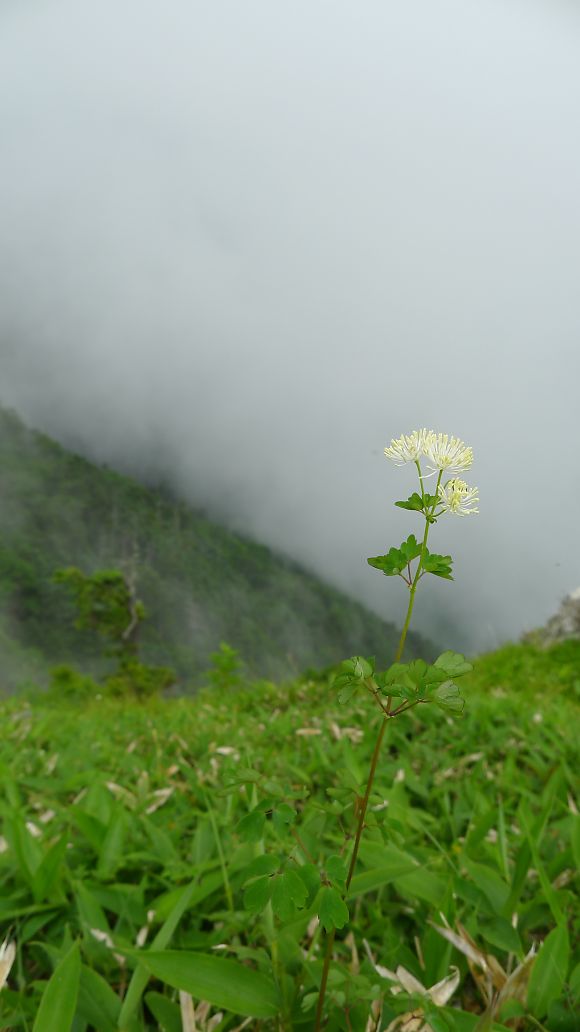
[1,0,579,652]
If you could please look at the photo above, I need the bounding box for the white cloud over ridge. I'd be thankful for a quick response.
[1,0,579,652]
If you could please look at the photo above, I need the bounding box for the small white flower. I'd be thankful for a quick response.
[423,433,473,473]
[438,479,479,516]
[384,429,431,465]
[0,939,16,991]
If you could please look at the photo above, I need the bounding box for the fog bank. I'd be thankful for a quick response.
[1,0,579,652]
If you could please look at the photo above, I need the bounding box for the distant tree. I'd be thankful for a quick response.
[206,641,243,692]
[53,566,144,659]
[53,565,175,698]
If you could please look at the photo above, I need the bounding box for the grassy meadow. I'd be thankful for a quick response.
[0,640,578,1031]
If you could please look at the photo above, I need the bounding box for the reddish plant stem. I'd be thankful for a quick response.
[313,928,336,1031]
[314,487,439,1028]
[345,714,389,890]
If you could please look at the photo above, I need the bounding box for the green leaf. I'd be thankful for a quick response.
[333,656,373,702]
[379,658,462,701]
[433,680,465,714]
[119,878,199,1027]
[144,992,182,1032]
[358,842,448,906]
[379,662,411,697]
[546,999,578,1032]
[436,1006,510,1031]
[367,535,422,577]
[236,809,266,843]
[569,961,580,1002]
[77,964,122,1032]
[283,868,308,907]
[334,676,359,704]
[499,1000,527,1023]
[402,659,432,698]
[367,553,399,575]
[325,854,347,891]
[394,868,448,907]
[97,811,126,879]
[271,873,295,922]
[71,811,107,852]
[521,811,564,924]
[394,493,424,512]
[347,858,419,898]
[4,816,42,888]
[335,655,373,680]
[571,814,580,870]
[351,656,374,679]
[423,551,454,579]
[406,658,428,680]
[243,854,280,881]
[132,950,280,1019]
[296,863,320,902]
[373,679,411,700]
[75,882,110,936]
[381,661,412,686]
[434,651,473,678]
[142,815,178,864]
[395,492,440,514]
[33,943,81,1032]
[272,803,296,831]
[318,887,349,931]
[480,918,522,956]
[381,657,465,705]
[527,924,569,1019]
[462,859,510,914]
[32,835,68,903]
[244,875,273,912]
[400,534,422,561]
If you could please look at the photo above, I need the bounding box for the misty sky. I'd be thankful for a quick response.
[1,0,579,653]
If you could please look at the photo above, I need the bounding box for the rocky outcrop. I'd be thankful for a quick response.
[525,588,580,647]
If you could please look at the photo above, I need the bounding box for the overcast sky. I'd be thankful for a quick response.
[1,0,579,653]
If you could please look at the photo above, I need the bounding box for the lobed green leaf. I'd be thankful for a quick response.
[422,551,454,579]
[318,886,349,931]
[434,651,473,678]
[325,854,347,891]
[367,535,422,577]
[433,680,465,714]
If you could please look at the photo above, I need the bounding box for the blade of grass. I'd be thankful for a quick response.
[203,789,233,911]
[118,877,198,1029]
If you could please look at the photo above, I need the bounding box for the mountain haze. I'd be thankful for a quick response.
[0,407,434,690]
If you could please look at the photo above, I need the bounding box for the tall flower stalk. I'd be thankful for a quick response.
[314,430,478,1029]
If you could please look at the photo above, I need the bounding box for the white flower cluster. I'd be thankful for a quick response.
[384,430,479,516]
[437,478,479,516]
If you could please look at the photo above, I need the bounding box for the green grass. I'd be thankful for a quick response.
[464,639,580,698]
[0,641,578,1030]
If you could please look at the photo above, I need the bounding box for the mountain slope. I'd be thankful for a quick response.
[0,406,435,689]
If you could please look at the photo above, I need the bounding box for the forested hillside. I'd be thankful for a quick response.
[0,407,433,690]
